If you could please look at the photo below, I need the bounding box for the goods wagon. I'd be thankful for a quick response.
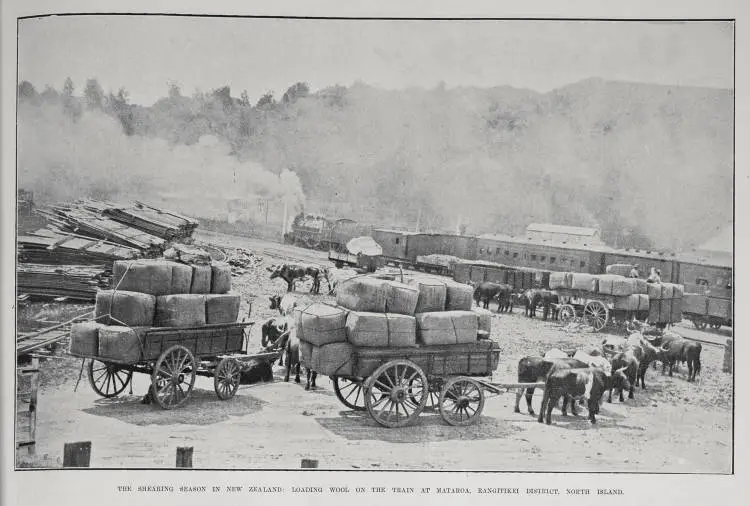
[475,235,605,274]
[406,233,478,264]
[328,219,374,252]
[372,229,412,262]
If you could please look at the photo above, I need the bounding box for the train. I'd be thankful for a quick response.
[285,213,733,328]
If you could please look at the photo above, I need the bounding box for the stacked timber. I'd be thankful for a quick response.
[17,264,112,301]
[69,258,240,363]
[17,229,140,265]
[79,199,198,241]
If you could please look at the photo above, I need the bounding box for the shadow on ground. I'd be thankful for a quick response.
[82,388,266,426]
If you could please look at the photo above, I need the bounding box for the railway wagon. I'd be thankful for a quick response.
[406,233,478,264]
[677,251,732,291]
[372,229,413,262]
[328,219,374,252]
[475,235,606,274]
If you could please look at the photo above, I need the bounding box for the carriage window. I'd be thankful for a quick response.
[550,257,556,264]
[531,254,537,261]
[513,252,518,258]
[496,248,501,254]
[504,250,509,256]
[395,238,400,244]
[479,248,484,254]
[580,261,586,268]
[540,256,546,262]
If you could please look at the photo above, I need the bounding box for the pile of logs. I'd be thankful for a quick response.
[17,229,140,265]
[17,264,112,301]
[79,199,198,241]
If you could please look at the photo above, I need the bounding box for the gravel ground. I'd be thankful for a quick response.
[16,232,733,472]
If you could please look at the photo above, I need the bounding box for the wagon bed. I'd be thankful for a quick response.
[553,288,647,331]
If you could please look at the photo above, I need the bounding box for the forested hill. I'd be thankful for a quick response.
[17,77,732,251]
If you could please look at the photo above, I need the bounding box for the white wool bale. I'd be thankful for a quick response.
[98,326,150,363]
[633,278,648,295]
[210,262,233,294]
[346,312,416,347]
[409,277,448,313]
[169,262,194,294]
[672,284,684,299]
[336,277,387,313]
[415,311,478,346]
[670,298,683,323]
[297,303,349,346]
[549,272,572,289]
[606,264,633,277]
[444,280,475,311]
[571,273,597,292]
[613,294,640,311]
[472,308,492,334]
[205,292,241,324]
[660,283,674,300]
[95,290,156,327]
[300,340,314,368]
[69,322,107,356]
[611,277,637,296]
[596,274,621,295]
[190,264,212,294]
[647,283,665,300]
[113,260,173,296]
[311,342,355,376]
[382,281,420,315]
[155,294,207,327]
[544,348,569,359]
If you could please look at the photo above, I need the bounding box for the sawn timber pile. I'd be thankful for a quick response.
[17,264,112,301]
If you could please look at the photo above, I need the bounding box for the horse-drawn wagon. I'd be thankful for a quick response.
[70,321,280,409]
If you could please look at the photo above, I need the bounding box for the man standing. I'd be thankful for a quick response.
[629,264,641,278]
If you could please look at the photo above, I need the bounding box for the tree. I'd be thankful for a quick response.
[83,78,104,110]
[17,81,38,104]
[256,91,276,109]
[240,90,250,107]
[61,77,82,120]
[105,87,134,135]
[168,82,182,99]
[281,82,310,105]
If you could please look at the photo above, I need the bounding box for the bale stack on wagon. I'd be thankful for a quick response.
[69,259,240,363]
[647,282,684,325]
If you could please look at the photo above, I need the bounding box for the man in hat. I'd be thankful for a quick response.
[629,264,641,278]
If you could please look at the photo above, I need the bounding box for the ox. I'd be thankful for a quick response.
[538,368,613,425]
[608,350,639,403]
[268,264,325,294]
[659,339,702,381]
[473,282,513,312]
[514,356,588,415]
[284,332,318,390]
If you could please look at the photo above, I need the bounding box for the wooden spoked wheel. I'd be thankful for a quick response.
[364,360,428,428]
[709,322,722,330]
[408,377,439,411]
[88,360,132,398]
[583,301,609,332]
[559,304,576,324]
[151,345,196,409]
[333,376,366,411]
[438,377,485,426]
[214,358,241,400]
[693,318,708,330]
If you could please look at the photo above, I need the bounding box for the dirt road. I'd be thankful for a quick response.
[20,232,733,472]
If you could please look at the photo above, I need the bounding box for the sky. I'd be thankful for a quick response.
[18,16,734,105]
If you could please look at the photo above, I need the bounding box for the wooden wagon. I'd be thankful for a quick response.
[323,341,506,427]
[554,288,647,332]
[69,322,279,409]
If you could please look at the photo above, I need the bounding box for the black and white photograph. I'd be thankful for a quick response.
[1,0,745,503]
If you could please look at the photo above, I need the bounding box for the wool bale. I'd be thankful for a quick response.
[409,277,448,313]
[113,260,172,296]
[336,277,387,312]
[415,311,478,346]
[612,277,637,296]
[346,312,416,347]
[311,342,354,376]
[382,281,419,315]
[708,298,732,319]
[472,308,493,334]
[647,299,672,324]
[549,272,571,289]
[606,264,633,277]
[633,278,648,295]
[453,263,471,284]
[210,262,232,294]
[683,293,709,315]
[69,322,107,356]
[205,292,241,324]
[169,262,194,294]
[660,283,674,300]
[672,284,684,299]
[444,280,475,311]
[300,340,314,368]
[98,326,150,363]
[595,274,620,295]
[638,294,650,312]
[571,273,597,292]
[297,303,348,346]
[647,283,665,300]
[613,294,640,311]
[670,298,683,323]
[155,294,207,327]
[95,290,156,327]
[190,264,212,294]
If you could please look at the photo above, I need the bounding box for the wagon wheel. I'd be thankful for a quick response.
[333,376,366,411]
[710,322,722,330]
[364,360,428,428]
[438,377,485,426]
[408,377,439,411]
[583,300,609,332]
[88,360,132,398]
[693,317,708,330]
[558,304,576,324]
[151,345,196,409]
[214,358,241,400]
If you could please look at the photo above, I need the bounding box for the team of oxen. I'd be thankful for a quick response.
[516,321,702,425]
[254,265,703,428]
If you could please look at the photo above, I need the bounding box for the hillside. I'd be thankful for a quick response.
[17,78,733,251]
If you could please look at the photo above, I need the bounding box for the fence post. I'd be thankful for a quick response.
[723,339,733,373]
[176,447,194,468]
[63,441,91,467]
[301,458,319,469]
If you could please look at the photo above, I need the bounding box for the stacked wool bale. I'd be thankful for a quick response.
[69,259,239,363]
[297,275,485,375]
[647,282,684,324]
[595,274,650,312]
